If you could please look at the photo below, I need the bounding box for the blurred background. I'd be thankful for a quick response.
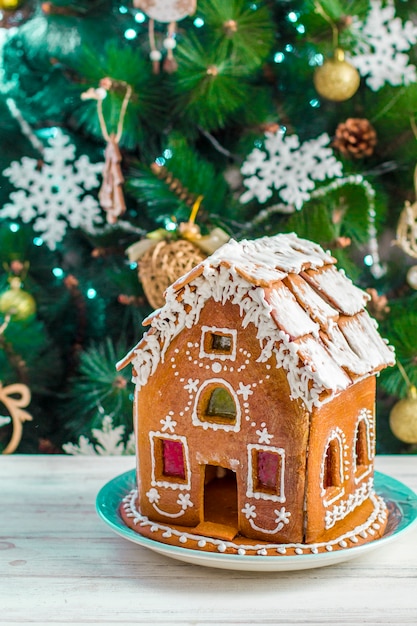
[0,0,416,455]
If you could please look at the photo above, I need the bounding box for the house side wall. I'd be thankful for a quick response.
[305,376,377,544]
[135,297,310,543]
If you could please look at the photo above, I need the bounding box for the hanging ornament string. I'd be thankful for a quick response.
[314,1,339,49]
[82,80,132,225]
[313,1,360,102]
[5,98,45,158]
[148,18,161,73]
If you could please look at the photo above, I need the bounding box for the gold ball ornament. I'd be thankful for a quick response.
[407,265,417,290]
[389,386,417,444]
[0,0,22,8]
[314,48,360,102]
[0,277,36,321]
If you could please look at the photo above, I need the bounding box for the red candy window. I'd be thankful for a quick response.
[162,439,185,479]
[257,450,280,491]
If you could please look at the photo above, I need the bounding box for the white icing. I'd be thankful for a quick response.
[266,284,320,339]
[341,311,395,371]
[286,274,339,328]
[160,415,177,433]
[256,426,274,445]
[325,478,373,529]
[295,336,352,393]
[122,488,387,556]
[303,265,369,316]
[320,323,372,376]
[147,489,193,519]
[236,382,253,401]
[208,233,335,276]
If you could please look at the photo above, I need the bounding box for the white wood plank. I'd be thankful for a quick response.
[0,455,416,624]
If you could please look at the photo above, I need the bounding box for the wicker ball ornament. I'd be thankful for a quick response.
[314,48,360,102]
[138,239,206,309]
[333,118,377,159]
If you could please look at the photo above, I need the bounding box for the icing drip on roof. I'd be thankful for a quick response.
[119,233,395,411]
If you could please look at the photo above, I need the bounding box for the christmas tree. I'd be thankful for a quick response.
[0,0,416,455]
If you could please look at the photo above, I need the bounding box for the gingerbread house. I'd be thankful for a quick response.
[117,233,395,556]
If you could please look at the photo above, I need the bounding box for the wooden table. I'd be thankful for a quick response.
[1,455,417,625]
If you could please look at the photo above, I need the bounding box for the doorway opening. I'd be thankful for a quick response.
[203,464,238,528]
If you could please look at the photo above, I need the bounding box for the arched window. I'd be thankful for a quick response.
[193,379,241,432]
[323,437,342,489]
[206,387,237,422]
[355,419,369,467]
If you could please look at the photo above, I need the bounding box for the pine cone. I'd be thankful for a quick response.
[333,118,377,159]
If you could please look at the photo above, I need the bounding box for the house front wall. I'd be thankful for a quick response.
[135,297,310,543]
[304,376,377,544]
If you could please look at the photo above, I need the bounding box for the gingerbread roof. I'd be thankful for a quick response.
[118,233,395,411]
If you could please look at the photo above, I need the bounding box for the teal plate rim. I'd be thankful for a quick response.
[96,469,417,571]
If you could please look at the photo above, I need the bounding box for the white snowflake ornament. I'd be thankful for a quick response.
[0,129,104,250]
[349,0,417,91]
[240,130,343,210]
[62,415,135,456]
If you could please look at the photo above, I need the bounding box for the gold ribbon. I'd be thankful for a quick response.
[0,382,32,454]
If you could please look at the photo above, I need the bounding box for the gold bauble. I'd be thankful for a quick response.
[314,48,360,102]
[0,278,36,321]
[0,0,22,9]
[407,265,417,290]
[389,386,417,444]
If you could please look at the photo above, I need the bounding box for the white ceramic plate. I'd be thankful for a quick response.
[96,470,417,571]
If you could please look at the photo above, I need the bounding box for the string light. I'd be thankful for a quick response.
[274,52,285,63]
[86,288,97,299]
[52,267,64,279]
[193,17,204,28]
[124,28,137,40]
